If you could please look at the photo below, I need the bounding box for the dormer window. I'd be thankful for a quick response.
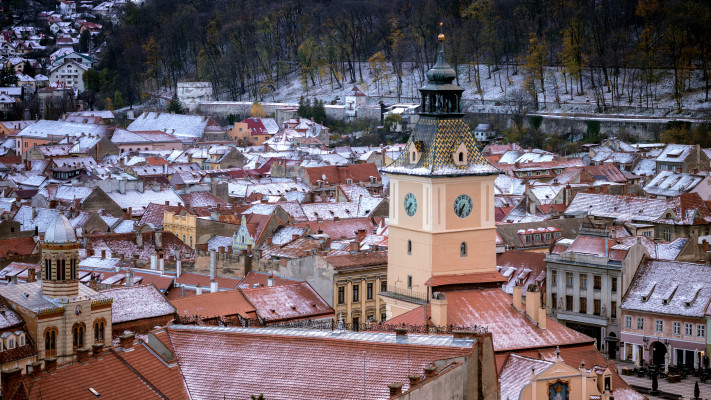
[346,178,352,184]
[452,142,468,166]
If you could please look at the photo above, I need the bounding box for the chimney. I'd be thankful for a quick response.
[150,254,157,270]
[119,333,135,350]
[388,383,403,398]
[159,257,164,273]
[196,285,202,295]
[408,375,421,388]
[155,230,162,249]
[512,286,523,311]
[424,365,437,378]
[348,241,360,252]
[27,268,36,283]
[29,361,42,379]
[1,367,22,394]
[538,307,547,329]
[136,231,143,248]
[77,347,90,363]
[267,274,275,287]
[430,292,447,327]
[101,249,106,259]
[525,287,541,324]
[126,269,134,286]
[44,357,57,373]
[118,178,126,194]
[209,250,216,280]
[92,343,103,358]
[176,256,182,278]
[210,280,218,293]
[395,328,407,341]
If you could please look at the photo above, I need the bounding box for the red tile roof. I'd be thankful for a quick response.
[296,217,375,240]
[240,281,334,323]
[303,163,380,186]
[23,350,164,399]
[174,272,240,290]
[386,288,593,352]
[237,271,299,289]
[167,325,474,399]
[324,250,388,269]
[424,271,507,287]
[170,289,256,320]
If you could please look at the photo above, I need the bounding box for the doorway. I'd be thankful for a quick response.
[651,342,667,366]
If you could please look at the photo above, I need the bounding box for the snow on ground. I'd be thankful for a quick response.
[255,62,711,118]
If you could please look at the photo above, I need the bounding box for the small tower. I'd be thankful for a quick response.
[40,214,80,298]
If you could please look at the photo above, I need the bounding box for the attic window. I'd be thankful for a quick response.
[458,152,463,162]
[411,151,416,163]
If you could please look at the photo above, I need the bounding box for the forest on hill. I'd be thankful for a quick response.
[95,0,711,113]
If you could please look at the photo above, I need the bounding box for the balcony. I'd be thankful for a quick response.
[379,285,429,305]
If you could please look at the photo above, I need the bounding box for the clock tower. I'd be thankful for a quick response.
[381,28,503,318]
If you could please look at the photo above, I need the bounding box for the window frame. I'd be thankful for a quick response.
[673,321,681,335]
[655,320,663,333]
[637,317,644,330]
[625,315,632,329]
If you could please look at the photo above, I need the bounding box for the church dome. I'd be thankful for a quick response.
[426,35,457,85]
[44,214,77,243]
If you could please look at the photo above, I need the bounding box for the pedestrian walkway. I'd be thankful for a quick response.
[617,362,711,399]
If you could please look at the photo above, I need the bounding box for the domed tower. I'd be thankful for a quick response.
[40,214,79,298]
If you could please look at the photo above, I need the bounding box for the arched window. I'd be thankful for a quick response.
[407,240,412,255]
[72,322,85,350]
[58,259,66,280]
[460,242,467,257]
[70,259,77,280]
[44,327,58,357]
[458,152,464,162]
[93,319,106,343]
[44,259,51,280]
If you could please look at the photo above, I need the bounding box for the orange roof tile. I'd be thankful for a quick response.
[240,281,334,323]
[424,272,507,287]
[170,289,256,320]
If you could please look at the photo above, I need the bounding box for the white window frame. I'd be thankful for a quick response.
[655,320,663,333]
[698,324,705,338]
[673,321,681,335]
[637,317,644,330]
[684,322,693,336]
[625,315,632,329]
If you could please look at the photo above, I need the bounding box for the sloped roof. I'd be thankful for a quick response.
[240,281,333,323]
[100,284,176,324]
[127,112,210,139]
[170,289,256,320]
[167,324,474,400]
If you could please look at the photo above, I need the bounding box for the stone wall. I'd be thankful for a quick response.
[177,82,213,112]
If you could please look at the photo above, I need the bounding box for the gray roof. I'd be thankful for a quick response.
[44,214,76,243]
[0,281,105,313]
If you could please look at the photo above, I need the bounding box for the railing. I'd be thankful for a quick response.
[379,285,429,305]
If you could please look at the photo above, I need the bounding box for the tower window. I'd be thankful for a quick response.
[407,240,412,255]
[72,323,85,350]
[70,259,76,280]
[94,319,105,343]
[44,259,51,280]
[460,242,467,256]
[458,152,463,162]
[407,275,412,290]
[58,259,66,280]
[44,327,57,357]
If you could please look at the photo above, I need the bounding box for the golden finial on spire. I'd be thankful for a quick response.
[438,22,444,42]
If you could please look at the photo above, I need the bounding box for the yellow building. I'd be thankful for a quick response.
[325,251,388,328]
[164,209,197,248]
[380,32,501,319]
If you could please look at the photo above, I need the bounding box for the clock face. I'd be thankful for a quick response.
[453,194,473,218]
[404,193,417,217]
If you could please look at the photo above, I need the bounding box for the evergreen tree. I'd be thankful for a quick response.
[312,98,326,123]
[78,30,91,53]
[0,67,17,86]
[167,93,184,114]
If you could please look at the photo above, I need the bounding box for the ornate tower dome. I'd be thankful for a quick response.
[418,24,465,117]
[40,214,79,298]
[44,214,77,244]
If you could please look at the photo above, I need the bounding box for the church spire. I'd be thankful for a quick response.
[419,23,463,116]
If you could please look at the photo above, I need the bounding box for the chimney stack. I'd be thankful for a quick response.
[92,343,103,358]
[424,365,437,378]
[430,292,447,327]
[513,286,523,311]
[395,328,407,341]
[29,361,42,379]
[408,375,421,388]
[267,274,275,287]
[196,285,202,295]
[525,287,542,324]
[209,250,216,280]
[155,230,162,248]
[159,257,164,273]
[101,249,106,259]
[1,368,22,395]
[44,357,57,373]
[388,383,403,398]
[126,269,134,286]
[119,333,135,350]
[27,268,36,283]
[77,347,90,363]
[210,280,218,293]
[150,254,157,270]
[136,231,143,248]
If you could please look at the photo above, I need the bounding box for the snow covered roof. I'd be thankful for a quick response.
[655,144,695,163]
[16,119,108,139]
[127,112,210,139]
[106,188,183,216]
[112,128,181,144]
[631,158,657,177]
[13,205,61,233]
[621,259,711,318]
[100,284,176,323]
[643,171,705,197]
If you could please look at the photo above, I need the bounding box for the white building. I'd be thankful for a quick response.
[48,59,89,91]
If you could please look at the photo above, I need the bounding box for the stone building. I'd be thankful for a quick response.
[0,214,113,363]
